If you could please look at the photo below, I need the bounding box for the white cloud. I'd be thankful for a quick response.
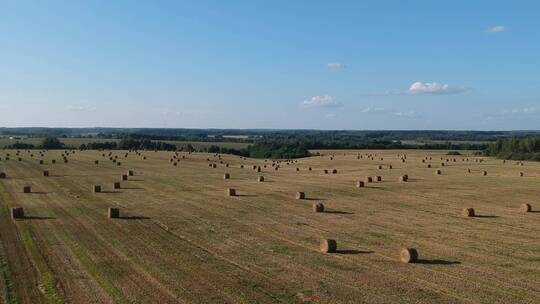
[503,107,537,114]
[65,105,96,112]
[394,110,420,118]
[361,107,420,118]
[360,107,391,114]
[302,95,342,108]
[486,25,506,33]
[325,113,337,118]
[327,63,346,69]
[407,82,468,95]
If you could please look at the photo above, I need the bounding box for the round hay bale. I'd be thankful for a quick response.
[435,169,441,175]
[226,188,236,197]
[113,182,121,189]
[365,176,373,183]
[308,167,312,171]
[427,164,432,168]
[467,168,471,173]
[257,166,262,172]
[375,176,382,182]
[43,170,49,177]
[518,172,524,177]
[440,162,445,167]
[357,181,365,188]
[296,192,305,200]
[11,207,24,220]
[212,164,217,168]
[320,239,337,253]
[482,171,487,176]
[0,172,6,179]
[93,185,102,193]
[128,170,134,176]
[400,248,418,263]
[399,175,408,182]
[258,176,264,182]
[52,160,56,164]
[108,208,120,219]
[324,169,328,174]
[313,203,324,213]
[23,186,31,193]
[377,165,382,170]
[332,169,338,174]
[121,174,128,181]
[39,160,44,165]
[389,165,393,169]
[95,160,99,165]
[520,203,532,213]
[223,173,230,179]
[462,207,475,217]
[296,168,300,171]
[240,165,244,169]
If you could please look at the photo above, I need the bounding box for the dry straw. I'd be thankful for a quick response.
[23,186,31,193]
[108,208,120,219]
[400,248,418,263]
[226,188,236,197]
[93,185,102,193]
[11,207,24,219]
[296,192,306,200]
[313,203,324,213]
[462,207,475,217]
[320,239,337,253]
[520,203,532,213]
[357,181,365,188]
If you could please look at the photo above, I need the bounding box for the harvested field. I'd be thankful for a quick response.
[0,149,538,303]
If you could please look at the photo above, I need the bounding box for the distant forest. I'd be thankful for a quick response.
[484,137,540,161]
[2,128,540,160]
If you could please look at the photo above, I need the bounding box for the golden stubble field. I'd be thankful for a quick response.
[0,149,538,304]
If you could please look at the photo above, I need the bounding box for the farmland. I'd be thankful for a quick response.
[0,149,539,303]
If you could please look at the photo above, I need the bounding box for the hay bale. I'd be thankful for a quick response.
[108,208,120,219]
[257,166,262,172]
[399,175,408,182]
[467,168,471,173]
[313,203,324,213]
[388,165,393,169]
[0,172,6,179]
[308,167,312,171]
[295,192,305,200]
[212,164,217,168]
[375,176,382,182]
[323,169,328,174]
[11,207,24,219]
[116,162,121,166]
[296,168,300,172]
[482,171,487,176]
[93,185,102,193]
[223,173,230,179]
[332,169,338,174]
[113,182,121,189]
[226,188,236,197]
[258,176,264,182]
[365,176,373,183]
[95,160,99,165]
[52,159,56,164]
[400,248,418,263]
[518,172,524,177]
[377,165,382,169]
[520,203,532,213]
[39,160,44,165]
[435,169,441,175]
[128,170,134,176]
[440,162,445,167]
[23,186,31,193]
[462,207,475,217]
[121,174,128,181]
[427,164,432,168]
[240,165,244,169]
[320,239,337,253]
[43,170,49,177]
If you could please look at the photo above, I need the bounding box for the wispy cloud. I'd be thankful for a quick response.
[303,95,342,108]
[325,113,337,119]
[407,82,468,95]
[484,106,537,121]
[486,25,506,33]
[360,107,421,118]
[327,63,346,69]
[65,105,96,112]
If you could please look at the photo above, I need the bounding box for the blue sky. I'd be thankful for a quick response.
[1,0,539,130]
